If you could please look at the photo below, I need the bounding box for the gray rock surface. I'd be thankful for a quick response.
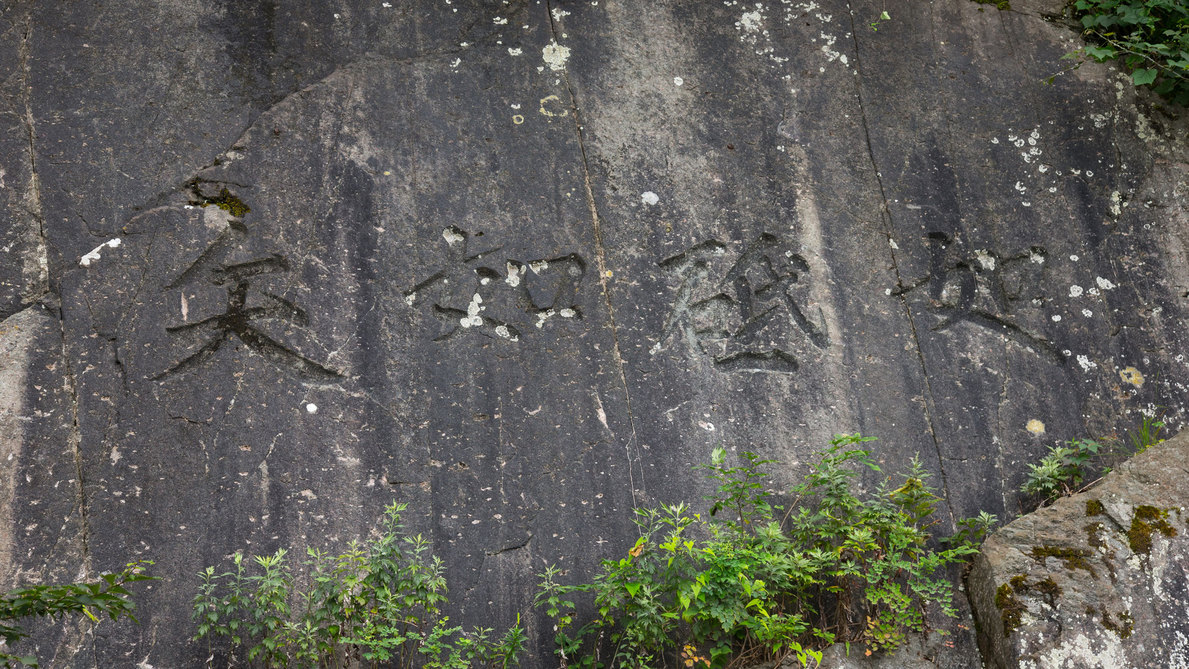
[968,432,1189,668]
[2,0,1189,665]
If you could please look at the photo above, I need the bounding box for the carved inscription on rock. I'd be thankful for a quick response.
[893,232,1060,360]
[156,186,343,381]
[651,233,829,373]
[404,226,586,342]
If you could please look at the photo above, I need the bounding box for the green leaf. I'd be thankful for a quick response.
[1132,68,1159,85]
[1084,44,1118,60]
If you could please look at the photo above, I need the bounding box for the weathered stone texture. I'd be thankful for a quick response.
[969,432,1189,668]
[2,0,1189,665]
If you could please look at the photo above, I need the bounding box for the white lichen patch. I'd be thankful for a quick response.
[1088,111,1115,129]
[505,262,525,287]
[494,325,518,341]
[1109,191,1124,217]
[507,47,522,56]
[1026,419,1046,435]
[459,293,484,328]
[975,250,996,271]
[1096,276,1116,291]
[79,238,122,267]
[1026,632,1129,669]
[739,8,763,32]
[818,32,845,64]
[529,260,549,275]
[536,309,555,328]
[559,308,577,318]
[1134,110,1160,143]
[1069,285,1084,298]
[542,40,571,71]
[641,191,660,206]
[442,227,465,245]
[1076,354,1097,372]
[731,3,792,65]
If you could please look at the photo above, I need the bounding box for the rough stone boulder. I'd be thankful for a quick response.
[968,431,1189,668]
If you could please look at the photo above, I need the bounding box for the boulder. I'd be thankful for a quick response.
[968,432,1189,668]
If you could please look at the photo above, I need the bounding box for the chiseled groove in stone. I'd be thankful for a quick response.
[543,0,646,506]
[841,0,953,520]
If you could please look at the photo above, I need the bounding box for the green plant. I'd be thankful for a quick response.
[0,561,154,668]
[1020,438,1105,503]
[536,435,993,668]
[193,502,524,668]
[1067,0,1189,104]
[1127,414,1165,452]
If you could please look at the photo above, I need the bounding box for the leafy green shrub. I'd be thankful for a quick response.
[1,561,154,668]
[536,435,994,668]
[193,502,524,668]
[1020,438,1105,503]
[1068,0,1189,104]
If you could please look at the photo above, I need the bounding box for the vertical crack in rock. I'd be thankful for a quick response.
[995,338,1011,514]
[55,313,93,573]
[544,1,646,505]
[843,0,955,522]
[15,5,48,307]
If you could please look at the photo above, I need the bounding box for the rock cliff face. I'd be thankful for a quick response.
[2,0,1189,665]
[968,432,1189,669]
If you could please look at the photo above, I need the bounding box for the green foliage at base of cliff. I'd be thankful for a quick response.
[536,435,995,668]
[1070,0,1189,105]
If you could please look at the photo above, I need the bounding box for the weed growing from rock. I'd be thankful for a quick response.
[536,434,993,668]
[192,502,524,668]
[0,561,154,668]
[1020,438,1105,504]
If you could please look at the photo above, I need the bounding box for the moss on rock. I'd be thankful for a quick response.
[995,583,1027,635]
[1028,544,1097,578]
[1127,505,1177,555]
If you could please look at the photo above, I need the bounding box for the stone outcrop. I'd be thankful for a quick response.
[968,432,1189,668]
[3,0,1189,664]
